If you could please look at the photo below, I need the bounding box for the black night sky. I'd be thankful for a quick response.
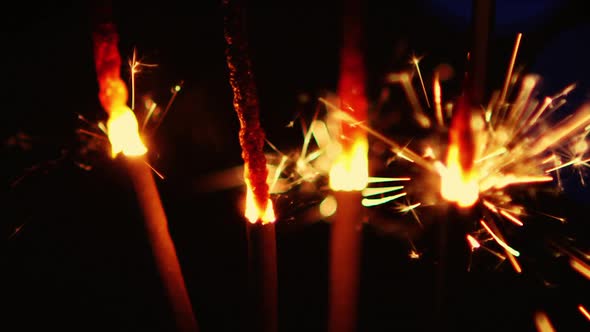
[2,1,589,331]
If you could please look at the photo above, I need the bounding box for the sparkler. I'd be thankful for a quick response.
[251,7,588,327]
[316,32,590,331]
[435,1,494,326]
[251,26,588,282]
[327,1,369,331]
[223,1,277,331]
[92,17,199,332]
[265,4,590,331]
[434,39,588,273]
[7,3,587,331]
[318,26,589,275]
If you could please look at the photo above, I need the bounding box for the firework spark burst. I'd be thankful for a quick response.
[75,45,182,179]
[334,33,589,276]
[255,33,590,280]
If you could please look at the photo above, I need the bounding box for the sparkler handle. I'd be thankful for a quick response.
[468,0,494,106]
[223,0,270,213]
[434,206,473,330]
[125,157,199,332]
[328,191,363,332]
[247,222,279,332]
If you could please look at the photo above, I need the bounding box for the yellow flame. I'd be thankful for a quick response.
[438,144,479,208]
[244,180,276,224]
[329,137,369,191]
[107,106,147,158]
[466,234,481,249]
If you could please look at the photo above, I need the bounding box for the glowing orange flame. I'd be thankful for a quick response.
[244,179,276,224]
[107,106,147,158]
[331,26,369,192]
[466,234,481,250]
[438,96,479,208]
[329,136,369,191]
[438,144,479,207]
[94,24,147,158]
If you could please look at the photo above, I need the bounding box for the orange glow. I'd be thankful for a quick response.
[94,25,147,158]
[107,106,147,158]
[499,210,524,226]
[433,71,444,126]
[570,257,590,280]
[480,220,520,257]
[438,144,479,208]
[482,200,498,213]
[331,21,369,193]
[438,91,479,207]
[578,305,590,321]
[534,311,556,332]
[507,252,523,274]
[466,234,481,250]
[329,136,369,191]
[245,179,276,224]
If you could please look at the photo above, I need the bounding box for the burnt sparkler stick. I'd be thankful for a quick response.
[124,157,199,332]
[223,1,278,332]
[91,8,199,332]
[468,0,494,107]
[246,220,278,332]
[328,1,369,331]
[435,0,495,328]
[447,0,495,193]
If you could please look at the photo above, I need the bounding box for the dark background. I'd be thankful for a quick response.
[2,1,589,331]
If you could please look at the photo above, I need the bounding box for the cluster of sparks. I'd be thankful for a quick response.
[71,20,590,328]
[240,32,590,329]
[4,9,588,330]
[261,33,590,284]
[86,27,588,327]
[77,24,183,180]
